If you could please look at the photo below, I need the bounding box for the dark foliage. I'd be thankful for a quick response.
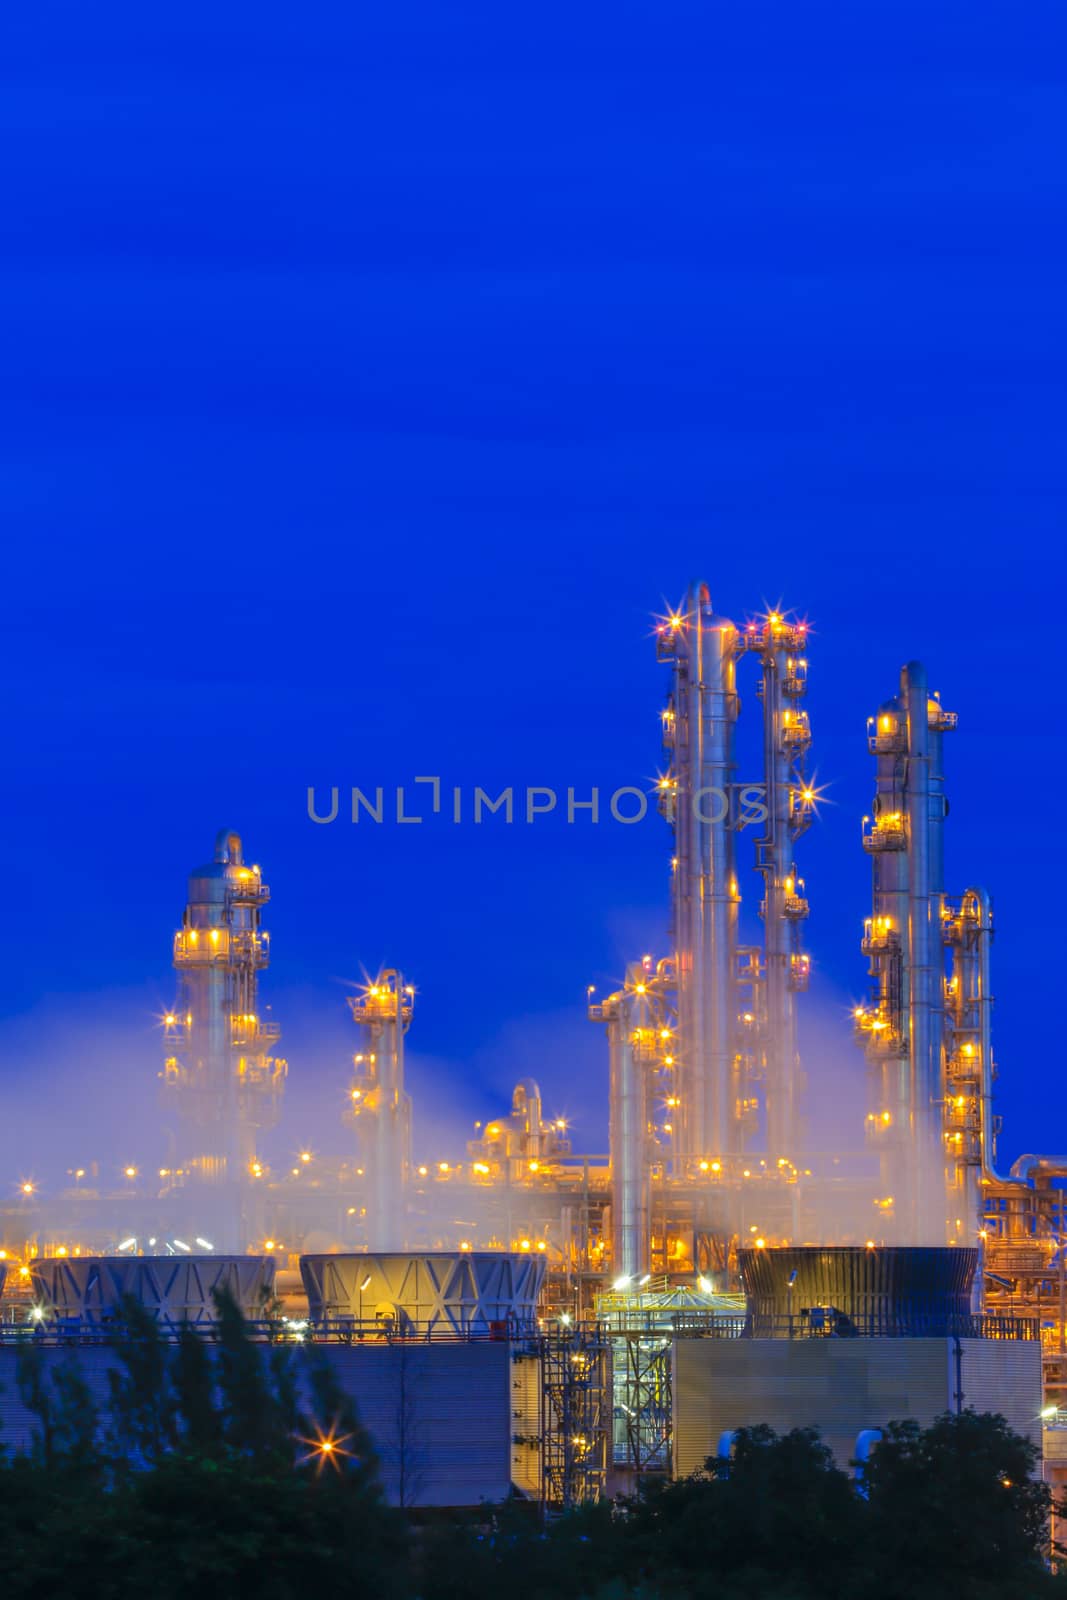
[3,1318,1064,1600]
[0,1292,408,1600]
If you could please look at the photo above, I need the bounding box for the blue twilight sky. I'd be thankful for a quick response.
[1,3,1065,1188]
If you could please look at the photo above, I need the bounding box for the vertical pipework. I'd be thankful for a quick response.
[657,583,740,1162]
[944,886,1000,1238]
[164,831,285,1252]
[591,962,660,1277]
[348,971,414,1250]
[858,672,955,1243]
[903,662,944,1239]
[754,614,812,1159]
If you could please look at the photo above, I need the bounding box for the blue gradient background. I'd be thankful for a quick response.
[1,4,1064,1186]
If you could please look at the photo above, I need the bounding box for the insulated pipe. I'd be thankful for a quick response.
[608,969,652,1279]
[761,637,796,1157]
[864,693,911,1205]
[668,582,740,1161]
[167,833,281,1253]
[592,966,654,1278]
[902,662,945,1242]
[965,889,1003,1185]
[349,971,413,1252]
[757,620,809,1160]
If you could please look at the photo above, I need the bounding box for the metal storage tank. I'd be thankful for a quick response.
[739,1245,978,1336]
[300,1251,545,1335]
[30,1255,274,1327]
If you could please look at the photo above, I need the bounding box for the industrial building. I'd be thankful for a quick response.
[0,585,1060,1509]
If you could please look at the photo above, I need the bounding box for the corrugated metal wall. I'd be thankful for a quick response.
[675,1337,966,1472]
[957,1338,1042,1449]
[319,1342,512,1506]
[0,1340,513,1508]
[510,1347,542,1497]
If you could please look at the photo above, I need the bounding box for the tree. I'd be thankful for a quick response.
[861,1409,1055,1600]
[622,1424,863,1600]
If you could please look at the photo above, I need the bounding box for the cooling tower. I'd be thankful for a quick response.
[300,1251,546,1335]
[739,1245,978,1336]
[30,1254,275,1327]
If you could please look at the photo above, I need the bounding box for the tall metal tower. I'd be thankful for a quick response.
[749,610,814,1160]
[347,971,413,1250]
[162,829,286,1250]
[856,666,957,1242]
[656,582,741,1163]
[654,586,814,1167]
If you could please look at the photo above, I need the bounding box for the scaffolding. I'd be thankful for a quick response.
[539,1325,610,1510]
[596,1284,746,1476]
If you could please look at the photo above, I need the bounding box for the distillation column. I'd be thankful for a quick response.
[656,583,740,1163]
[348,971,414,1250]
[748,613,815,1160]
[943,887,1001,1239]
[163,829,286,1251]
[856,667,956,1243]
[590,961,671,1277]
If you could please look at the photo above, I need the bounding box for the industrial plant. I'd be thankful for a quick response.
[1,584,1062,1512]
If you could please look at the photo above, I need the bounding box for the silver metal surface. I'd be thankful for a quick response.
[300,1250,546,1335]
[163,830,285,1251]
[347,971,413,1250]
[30,1254,275,1326]
[657,582,741,1161]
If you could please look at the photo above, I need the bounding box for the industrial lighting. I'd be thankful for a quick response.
[360,1274,372,1292]
[697,1276,713,1293]
[612,1275,631,1291]
[20,1181,35,1196]
[638,1273,651,1285]
[195,1237,214,1251]
[124,1166,138,1179]
[117,1237,137,1252]
[300,1151,312,1164]
[299,1425,354,1474]
[559,1313,572,1326]
[1041,1405,1059,1420]
[173,1239,191,1253]
[29,1306,45,1322]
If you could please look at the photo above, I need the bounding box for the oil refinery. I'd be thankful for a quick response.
[1,583,1063,1511]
